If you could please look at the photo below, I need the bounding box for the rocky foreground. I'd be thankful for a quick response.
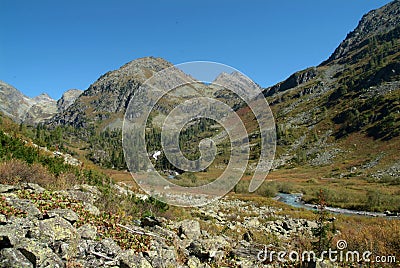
[0,183,322,267]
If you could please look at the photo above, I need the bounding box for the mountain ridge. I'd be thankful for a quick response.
[0,81,83,124]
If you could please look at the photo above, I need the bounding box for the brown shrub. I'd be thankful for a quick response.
[49,172,80,190]
[0,159,54,186]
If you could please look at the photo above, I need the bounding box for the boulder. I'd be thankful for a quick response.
[178,220,201,240]
[60,187,98,204]
[186,236,229,263]
[38,216,80,244]
[78,224,97,240]
[0,214,6,224]
[87,238,121,259]
[17,238,64,267]
[187,256,211,268]
[83,203,101,216]
[0,185,19,193]
[0,248,33,268]
[117,250,153,268]
[24,183,45,193]
[0,217,37,246]
[145,242,178,267]
[6,198,42,219]
[73,184,102,200]
[47,208,79,224]
[99,238,122,256]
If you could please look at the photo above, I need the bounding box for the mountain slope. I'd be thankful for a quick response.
[258,0,400,182]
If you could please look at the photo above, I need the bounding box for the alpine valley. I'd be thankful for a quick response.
[0,1,399,267]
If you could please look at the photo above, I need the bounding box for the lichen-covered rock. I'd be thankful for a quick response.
[99,238,122,256]
[86,238,121,260]
[178,220,201,240]
[24,183,45,193]
[47,208,79,224]
[0,214,6,224]
[6,198,42,219]
[73,184,102,200]
[77,224,97,240]
[62,189,97,204]
[187,256,211,268]
[38,216,80,244]
[146,242,178,268]
[16,238,64,267]
[82,202,101,216]
[0,248,33,268]
[0,217,36,246]
[0,181,326,267]
[117,250,153,268]
[0,185,19,193]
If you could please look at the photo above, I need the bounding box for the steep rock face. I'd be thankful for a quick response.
[264,67,318,96]
[49,57,174,129]
[324,0,400,64]
[57,89,83,112]
[25,93,58,124]
[0,81,57,124]
[0,81,32,122]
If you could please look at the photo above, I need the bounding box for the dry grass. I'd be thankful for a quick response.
[336,216,400,261]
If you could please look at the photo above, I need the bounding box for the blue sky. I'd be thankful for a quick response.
[0,0,393,99]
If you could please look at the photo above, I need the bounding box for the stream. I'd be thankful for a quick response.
[275,193,399,218]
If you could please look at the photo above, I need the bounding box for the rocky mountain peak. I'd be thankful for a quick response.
[213,71,260,93]
[49,57,178,129]
[57,89,83,112]
[33,93,55,102]
[0,81,58,124]
[120,56,172,73]
[325,0,400,63]
[92,57,173,91]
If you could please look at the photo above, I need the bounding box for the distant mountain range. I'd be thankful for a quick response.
[0,81,82,124]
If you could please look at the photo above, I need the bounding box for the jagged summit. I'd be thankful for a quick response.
[0,81,58,124]
[57,89,83,113]
[33,93,55,102]
[324,0,400,64]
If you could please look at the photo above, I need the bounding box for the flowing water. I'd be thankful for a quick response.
[276,193,398,218]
